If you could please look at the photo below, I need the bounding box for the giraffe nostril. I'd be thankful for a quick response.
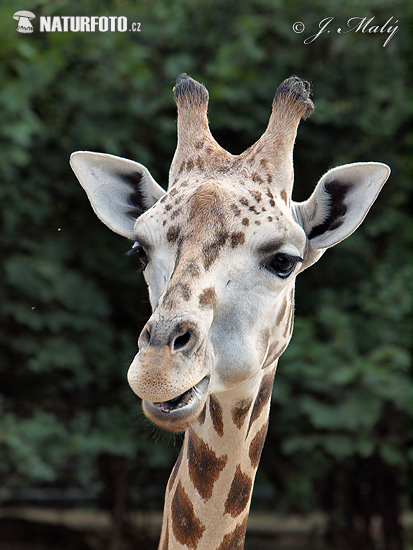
[173,331,192,351]
[139,325,151,349]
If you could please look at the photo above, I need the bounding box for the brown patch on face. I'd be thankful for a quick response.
[254,220,261,226]
[283,305,294,338]
[230,203,241,217]
[186,159,194,171]
[246,371,274,436]
[186,260,201,279]
[190,181,221,217]
[167,447,183,494]
[249,205,259,214]
[171,207,183,220]
[194,140,204,150]
[267,216,273,222]
[267,173,273,184]
[187,430,228,501]
[224,465,253,518]
[199,287,217,309]
[181,283,192,301]
[165,204,172,211]
[202,232,228,270]
[196,156,204,170]
[209,395,224,437]
[178,161,185,175]
[252,172,263,185]
[169,188,178,197]
[166,225,180,243]
[239,197,249,207]
[241,218,249,226]
[172,481,205,548]
[276,300,287,326]
[230,232,245,248]
[280,189,288,205]
[231,398,253,429]
[249,422,268,469]
[216,516,248,550]
[162,282,191,308]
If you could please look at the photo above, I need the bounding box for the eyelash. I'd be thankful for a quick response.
[262,253,303,279]
[127,242,149,272]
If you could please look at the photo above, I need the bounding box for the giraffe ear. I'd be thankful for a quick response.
[70,152,166,239]
[294,162,390,256]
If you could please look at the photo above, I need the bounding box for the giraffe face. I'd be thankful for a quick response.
[71,74,390,434]
[127,179,306,431]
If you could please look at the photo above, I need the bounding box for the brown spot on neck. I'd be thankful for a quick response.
[172,481,205,548]
[224,465,253,518]
[198,403,207,425]
[187,429,228,501]
[216,516,248,550]
[209,395,224,436]
[249,422,269,468]
[231,398,253,429]
[246,371,274,436]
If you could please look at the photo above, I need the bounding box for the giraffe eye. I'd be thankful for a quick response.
[127,242,149,271]
[263,253,302,279]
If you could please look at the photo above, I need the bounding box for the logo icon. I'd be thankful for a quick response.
[13,10,36,33]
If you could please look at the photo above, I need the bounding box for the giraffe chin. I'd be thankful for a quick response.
[142,375,210,433]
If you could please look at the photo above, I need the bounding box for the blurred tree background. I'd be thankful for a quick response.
[0,0,411,548]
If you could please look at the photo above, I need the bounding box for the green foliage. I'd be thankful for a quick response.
[0,1,411,543]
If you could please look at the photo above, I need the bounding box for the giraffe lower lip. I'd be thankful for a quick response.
[153,376,210,414]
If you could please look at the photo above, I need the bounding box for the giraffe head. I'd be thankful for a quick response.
[71,75,389,432]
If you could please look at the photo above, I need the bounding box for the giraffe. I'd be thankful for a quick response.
[70,74,390,549]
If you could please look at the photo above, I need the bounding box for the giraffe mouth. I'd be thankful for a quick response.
[142,376,210,431]
[154,376,210,414]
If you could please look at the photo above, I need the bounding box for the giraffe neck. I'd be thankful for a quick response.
[158,364,276,550]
